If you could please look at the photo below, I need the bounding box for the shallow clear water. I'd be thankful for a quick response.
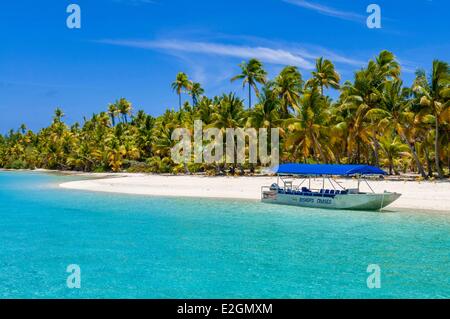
[0,171,449,298]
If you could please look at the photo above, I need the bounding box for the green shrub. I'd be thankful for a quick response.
[9,159,29,169]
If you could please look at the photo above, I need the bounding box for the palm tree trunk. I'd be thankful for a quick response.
[389,159,393,175]
[434,116,443,178]
[424,148,433,178]
[248,84,252,109]
[179,93,182,110]
[238,163,244,175]
[215,162,221,175]
[399,132,427,178]
[357,140,360,164]
[371,125,380,166]
[372,137,380,166]
[447,131,450,174]
[184,162,190,175]
[233,141,239,175]
[312,132,327,163]
[347,136,352,163]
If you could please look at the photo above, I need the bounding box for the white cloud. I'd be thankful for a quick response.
[96,35,372,93]
[282,0,365,23]
[288,45,365,67]
[99,39,319,69]
[98,37,367,69]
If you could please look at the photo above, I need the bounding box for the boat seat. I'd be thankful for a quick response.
[330,190,335,195]
[302,187,310,192]
[340,190,348,195]
[320,189,324,194]
[335,190,340,195]
[325,189,330,194]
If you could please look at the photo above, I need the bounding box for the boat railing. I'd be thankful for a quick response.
[261,186,277,200]
[262,173,374,199]
[262,185,352,198]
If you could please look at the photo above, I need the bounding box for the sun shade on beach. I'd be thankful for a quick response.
[274,164,387,176]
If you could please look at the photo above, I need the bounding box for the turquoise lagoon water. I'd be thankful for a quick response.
[0,171,449,298]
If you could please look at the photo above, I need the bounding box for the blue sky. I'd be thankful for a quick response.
[0,0,448,132]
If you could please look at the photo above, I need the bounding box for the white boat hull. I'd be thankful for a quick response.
[261,191,401,211]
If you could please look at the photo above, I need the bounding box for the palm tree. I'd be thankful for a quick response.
[211,93,246,130]
[413,60,449,178]
[339,51,401,166]
[379,134,410,175]
[108,103,118,126]
[189,82,204,106]
[131,110,154,158]
[116,98,132,124]
[248,86,281,129]
[195,97,214,124]
[210,93,246,174]
[375,50,401,81]
[152,114,177,160]
[231,59,267,108]
[284,86,332,163]
[53,108,64,123]
[338,76,373,163]
[306,57,340,95]
[247,87,282,172]
[172,72,191,109]
[272,66,303,117]
[416,127,436,178]
[365,80,427,177]
[19,124,27,135]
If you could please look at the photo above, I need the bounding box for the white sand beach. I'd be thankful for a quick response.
[59,174,450,212]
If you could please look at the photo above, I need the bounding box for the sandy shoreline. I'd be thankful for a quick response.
[58,173,450,212]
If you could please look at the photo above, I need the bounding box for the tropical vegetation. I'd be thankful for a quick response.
[0,51,448,178]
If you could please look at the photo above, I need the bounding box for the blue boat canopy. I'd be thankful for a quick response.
[274,164,387,176]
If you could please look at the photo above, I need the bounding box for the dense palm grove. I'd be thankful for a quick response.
[0,51,449,178]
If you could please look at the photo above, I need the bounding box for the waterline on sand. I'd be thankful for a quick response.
[60,174,450,212]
